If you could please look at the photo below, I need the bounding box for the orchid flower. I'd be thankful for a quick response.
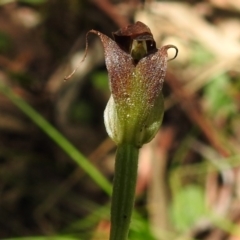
[66,21,178,240]
[91,22,178,148]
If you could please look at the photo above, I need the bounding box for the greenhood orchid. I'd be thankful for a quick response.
[91,22,178,147]
[65,21,178,240]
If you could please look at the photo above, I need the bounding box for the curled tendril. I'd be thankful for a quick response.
[163,45,178,62]
[64,30,96,81]
[64,27,178,81]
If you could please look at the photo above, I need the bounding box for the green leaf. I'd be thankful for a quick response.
[204,73,237,117]
[91,71,109,92]
[191,42,214,65]
[170,185,205,231]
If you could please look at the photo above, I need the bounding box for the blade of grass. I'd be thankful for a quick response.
[0,82,111,195]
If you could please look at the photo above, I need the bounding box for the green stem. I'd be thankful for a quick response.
[110,144,139,240]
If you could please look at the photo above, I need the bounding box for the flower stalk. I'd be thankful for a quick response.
[110,144,139,240]
[65,21,178,240]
